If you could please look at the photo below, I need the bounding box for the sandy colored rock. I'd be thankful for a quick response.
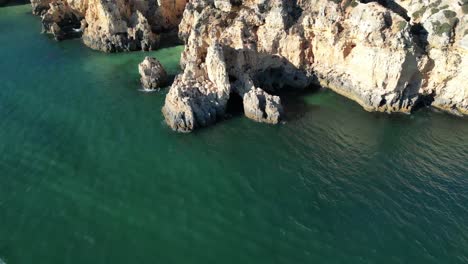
[162,0,467,132]
[162,43,231,132]
[243,88,284,124]
[139,56,168,90]
[29,0,467,132]
[30,0,188,52]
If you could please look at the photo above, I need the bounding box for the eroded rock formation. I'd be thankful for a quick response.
[28,0,467,131]
[244,88,284,124]
[162,43,231,132]
[31,0,188,51]
[139,56,168,90]
[162,0,467,132]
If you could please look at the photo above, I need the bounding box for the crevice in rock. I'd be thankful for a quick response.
[284,0,303,30]
[410,23,429,54]
[378,97,387,107]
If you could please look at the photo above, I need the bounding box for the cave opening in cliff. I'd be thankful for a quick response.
[226,92,244,117]
[413,93,435,112]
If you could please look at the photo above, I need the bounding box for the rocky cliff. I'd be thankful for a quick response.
[28,0,467,132]
[31,0,188,51]
[162,0,467,132]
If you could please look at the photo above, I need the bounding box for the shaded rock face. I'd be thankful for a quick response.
[40,0,83,40]
[31,0,52,14]
[139,56,168,90]
[30,0,188,52]
[162,0,467,132]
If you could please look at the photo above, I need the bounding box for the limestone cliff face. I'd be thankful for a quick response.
[28,0,467,131]
[398,0,468,114]
[31,0,188,51]
[163,0,467,132]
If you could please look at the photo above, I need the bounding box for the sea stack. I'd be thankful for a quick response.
[243,88,284,124]
[139,57,168,90]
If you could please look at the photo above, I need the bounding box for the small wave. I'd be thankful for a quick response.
[138,88,160,93]
[0,257,6,264]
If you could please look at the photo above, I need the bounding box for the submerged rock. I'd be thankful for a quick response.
[138,57,168,90]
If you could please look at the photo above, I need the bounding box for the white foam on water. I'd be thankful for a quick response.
[138,88,161,93]
[0,257,6,264]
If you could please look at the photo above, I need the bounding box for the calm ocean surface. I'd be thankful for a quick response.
[1,4,467,264]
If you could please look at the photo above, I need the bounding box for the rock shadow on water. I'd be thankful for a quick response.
[0,0,28,7]
[269,85,323,122]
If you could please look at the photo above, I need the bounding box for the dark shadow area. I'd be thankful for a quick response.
[410,23,429,53]
[165,74,177,88]
[48,12,83,40]
[274,86,322,122]
[412,92,435,113]
[0,0,28,7]
[220,46,319,123]
[285,0,303,30]
[359,0,410,21]
[223,46,316,91]
[225,92,244,118]
[158,31,184,49]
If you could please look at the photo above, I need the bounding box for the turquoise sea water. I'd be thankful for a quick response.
[1,5,468,264]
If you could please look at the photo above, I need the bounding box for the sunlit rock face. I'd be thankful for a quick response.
[395,0,468,115]
[30,0,188,52]
[162,0,467,132]
[28,0,467,131]
[139,56,168,90]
